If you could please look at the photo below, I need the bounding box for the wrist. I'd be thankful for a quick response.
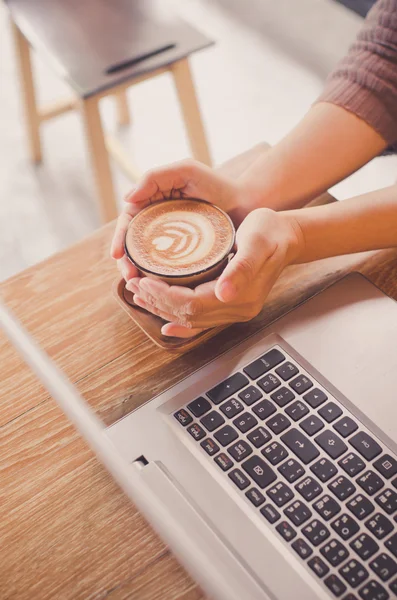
[278,211,307,265]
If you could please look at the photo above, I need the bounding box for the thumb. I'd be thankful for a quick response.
[215,218,265,303]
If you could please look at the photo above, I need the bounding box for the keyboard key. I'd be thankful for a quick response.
[247,426,272,448]
[315,430,347,459]
[385,533,397,558]
[214,453,234,471]
[252,399,277,420]
[207,372,249,404]
[238,385,263,406]
[219,398,244,418]
[369,553,397,581]
[349,432,382,462]
[267,481,294,507]
[276,361,299,381]
[358,580,389,600]
[311,457,338,482]
[200,438,220,456]
[321,538,349,566]
[187,423,206,441]
[328,475,356,501]
[314,494,341,521]
[350,533,379,561]
[278,458,305,483]
[284,500,312,526]
[319,402,343,423]
[174,408,193,426]
[200,411,225,432]
[324,573,347,597]
[285,400,309,421]
[276,520,297,541]
[233,412,258,433]
[365,513,393,540]
[334,416,359,438]
[339,559,369,588]
[262,441,288,465]
[187,397,211,417]
[245,487,265,507]
[228,440,253,462]
[339,452,366,477]
[281,428,320,464]
[291,538,313,559]
[302,519,330,546]
[389,578,397,595]
[290,374,313,395]
[214,425,239,447]
[257,373,281,394]
[228,468,250,490]
[375,489,397,514]
[331,513,360,540]
[347,495,375,521]
[300,415,324,436]
[357,471,384,496]
[243,348,285,380]
[241,455,277,489]
[266,413,291,435]
[374,455,397,480]
[393,478,397,490]
[295,476,323,501]
[303,387,327,408]
[308,555,330,578]
[260,503,281,524]
[270,386,295,407]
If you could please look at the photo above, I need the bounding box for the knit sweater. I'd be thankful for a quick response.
[318,0,397,150]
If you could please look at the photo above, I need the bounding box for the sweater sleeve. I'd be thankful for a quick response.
[317,0,397,147]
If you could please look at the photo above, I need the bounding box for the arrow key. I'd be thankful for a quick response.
[300,415,325,436]
[318,401,343,423]
[333,416,358,438]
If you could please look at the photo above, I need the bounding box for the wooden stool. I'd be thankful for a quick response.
[6,0,213,222]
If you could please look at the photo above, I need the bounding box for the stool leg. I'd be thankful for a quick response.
[171,58,212,166]
[115,90,131,126]
[80,96,118,223]
[11,22,42,163]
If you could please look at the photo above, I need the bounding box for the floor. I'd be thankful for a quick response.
[1,0,396,282]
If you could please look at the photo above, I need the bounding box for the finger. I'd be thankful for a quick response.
[161,322,206,338]
[139,277,220,316]
[125,276,142,295]
[111,211,134,259]
[132,296,176,322]
[125,162,196,208]
[215,215,271,303]
[117,255,138,282]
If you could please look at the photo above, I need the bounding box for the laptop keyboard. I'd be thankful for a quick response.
[173,346,397,599]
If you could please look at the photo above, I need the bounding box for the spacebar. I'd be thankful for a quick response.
[281,429,320,464]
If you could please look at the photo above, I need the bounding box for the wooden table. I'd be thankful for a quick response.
[1,146,397,600]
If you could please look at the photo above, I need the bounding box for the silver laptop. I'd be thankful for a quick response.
[1,272,397,600]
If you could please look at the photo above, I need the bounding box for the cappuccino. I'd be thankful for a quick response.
[125,199,235,286]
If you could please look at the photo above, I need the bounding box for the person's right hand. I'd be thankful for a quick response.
[110,159,257,283]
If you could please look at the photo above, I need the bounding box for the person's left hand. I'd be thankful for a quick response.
[127,208,304,337]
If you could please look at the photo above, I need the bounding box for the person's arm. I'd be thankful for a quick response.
[238,0,397,211]
[237,103,387,211]
[289,184,397,263]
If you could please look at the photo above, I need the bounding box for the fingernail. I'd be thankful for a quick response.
[126,281,139,294]
[139,278,151,290]
[216,280,237,302]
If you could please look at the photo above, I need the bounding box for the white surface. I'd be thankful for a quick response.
[1,0,396,281]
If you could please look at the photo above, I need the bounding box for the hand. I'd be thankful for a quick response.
[129,208,305,337]
[110,159,256,285]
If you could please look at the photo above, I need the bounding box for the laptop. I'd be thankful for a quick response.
[1,272,397,600]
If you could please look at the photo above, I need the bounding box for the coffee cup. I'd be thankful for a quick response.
[124,198,235,287]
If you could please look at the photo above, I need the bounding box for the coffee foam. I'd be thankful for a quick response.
[126,200,234,276]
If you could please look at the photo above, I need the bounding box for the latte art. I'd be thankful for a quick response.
[125,199,234,279]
